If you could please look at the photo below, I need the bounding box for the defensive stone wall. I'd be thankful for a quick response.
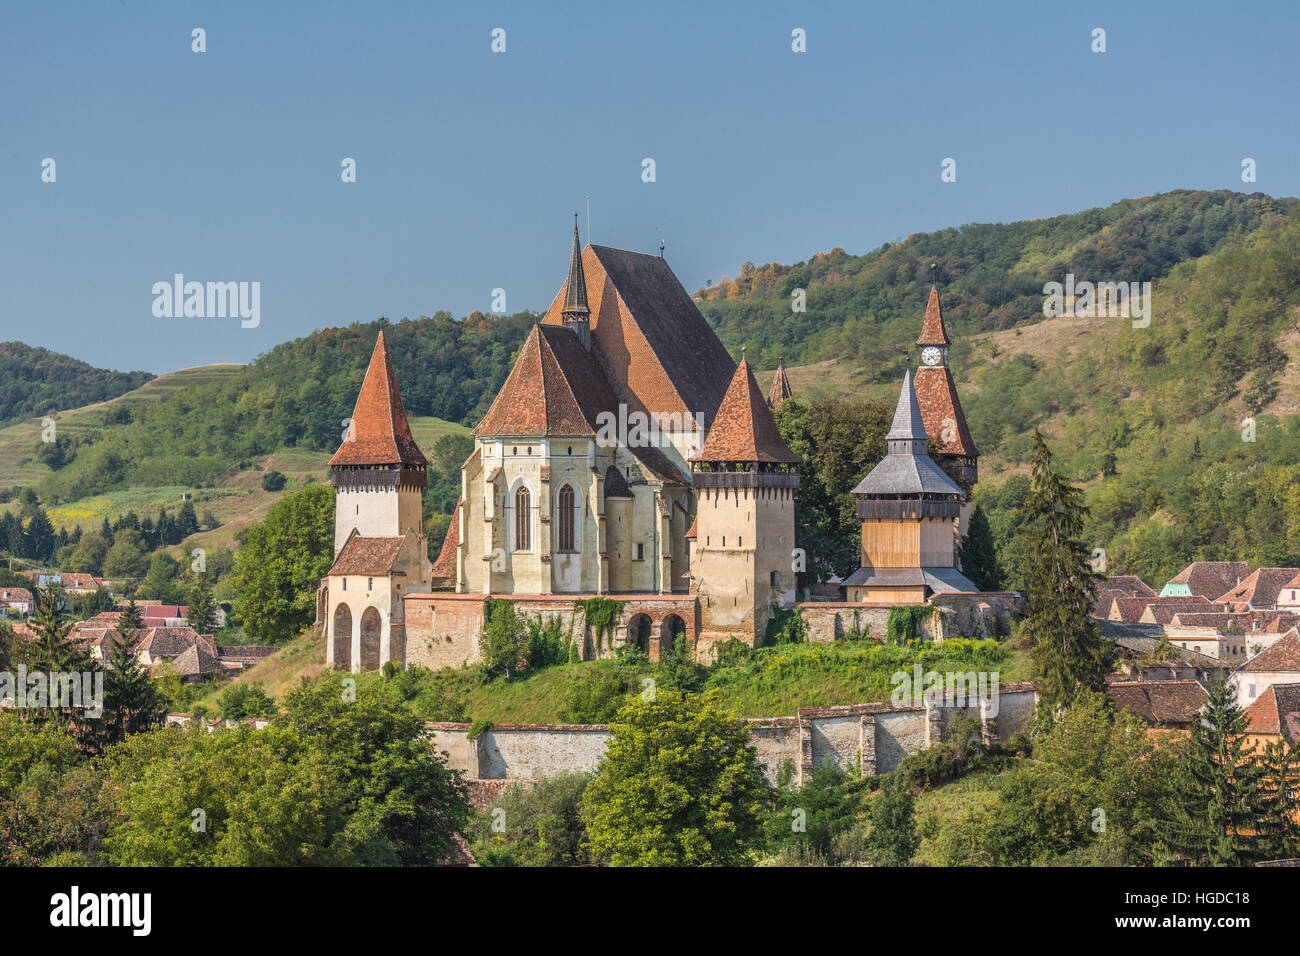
[425,683,1037,786]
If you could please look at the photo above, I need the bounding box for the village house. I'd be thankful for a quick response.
[1219,568,1300,613]
[1231,628,1300,709]
[1159,560,1251,600]
[1106,679,1209,730]
[1242,683,1300,751]
[0,587,33,617]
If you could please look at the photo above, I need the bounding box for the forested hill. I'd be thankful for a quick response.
[0,342,153,425]
[696,190,1297,380]
[34,311,535,503]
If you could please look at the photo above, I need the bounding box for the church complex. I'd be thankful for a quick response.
[316,223,990,673]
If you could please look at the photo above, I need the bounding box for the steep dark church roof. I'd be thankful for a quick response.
[562,218,589,318]
[603,465,634,499]
[694,359,799,464]
[330,332,428,468]
[542,244,735,427]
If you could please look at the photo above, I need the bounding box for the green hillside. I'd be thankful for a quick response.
[700,190,1295,377]
[729,192,1300,587]
[27,314,524,508]
[0,341,155,426]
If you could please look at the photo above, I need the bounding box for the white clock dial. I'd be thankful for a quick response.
[921,347,942,367]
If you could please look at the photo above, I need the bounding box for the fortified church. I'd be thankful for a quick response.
[317,223,983,672]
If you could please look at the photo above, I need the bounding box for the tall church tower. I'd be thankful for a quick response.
[323,331,432,673]
[843,369,975,603]
[914,286,978,486]
[689,357,800,656]
[329,331,428,552]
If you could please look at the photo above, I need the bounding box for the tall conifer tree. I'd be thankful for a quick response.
[1160,680,1267,865]
[1014,431,1110,710]
[958,503,1002,592]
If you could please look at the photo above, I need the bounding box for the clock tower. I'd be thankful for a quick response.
[913,284,977,487]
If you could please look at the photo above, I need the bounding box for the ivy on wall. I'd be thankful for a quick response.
[576,597,624,651]
[886,606,931,646]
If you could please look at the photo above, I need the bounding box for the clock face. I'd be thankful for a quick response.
[921,347,943,367]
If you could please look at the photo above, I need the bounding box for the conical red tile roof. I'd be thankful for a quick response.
[329,331,428,467]
[917,287,951,346]
[694,360,799,463]
[767,363,792,408]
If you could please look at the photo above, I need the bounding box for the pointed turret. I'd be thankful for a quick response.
[885,367,929,455]
[912,284,977,482]
[767,363,792,408]
[561,214,590,322]
[852,369,961,497]
[329,331,427,473]
[690,359,799,652]
[917,286,951,347]
[694,359,799,464]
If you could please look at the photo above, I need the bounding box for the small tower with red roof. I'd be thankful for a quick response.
[689,356,801,654]
[323,331,431,673]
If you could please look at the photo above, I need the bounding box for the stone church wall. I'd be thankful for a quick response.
[425,685,1038,785]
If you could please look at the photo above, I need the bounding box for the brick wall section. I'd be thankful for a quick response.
[403,593,485,669]
[405,592,699,666]
[422,684,1038,785]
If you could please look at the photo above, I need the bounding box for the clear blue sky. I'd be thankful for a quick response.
[2,0,1296,374]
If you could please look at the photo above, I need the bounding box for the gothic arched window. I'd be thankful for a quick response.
[558,484,576,551]
[514,486,531,551]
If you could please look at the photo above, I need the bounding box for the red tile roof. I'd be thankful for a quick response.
[135,626,214,660]
[1217,568,1300,610]
[1244,683,1300,744]
[1106,679,1208,726]
[1167,561,1251,599]
[541,245,735,428]
[1238,628,1300,673]
[328,532,408,576]
[329,332,428,468]
[693,360,799,464]
[917,287,951,346]
[767,364,792,408]
[914,366,977,459]
[1102,575,1156,597]
[430,501,461,581]
[474,324,621,438]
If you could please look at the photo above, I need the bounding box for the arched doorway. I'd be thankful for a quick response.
[332,603,352,671]
[360,606,382,671]
[627,613,652,655]
[661,614,686,655]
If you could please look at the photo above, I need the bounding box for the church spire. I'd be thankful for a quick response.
[917,286,950,347]
[767,363,792,408]
[886,367,929,455]
[329,331,427,472]
[562,213,589,320]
